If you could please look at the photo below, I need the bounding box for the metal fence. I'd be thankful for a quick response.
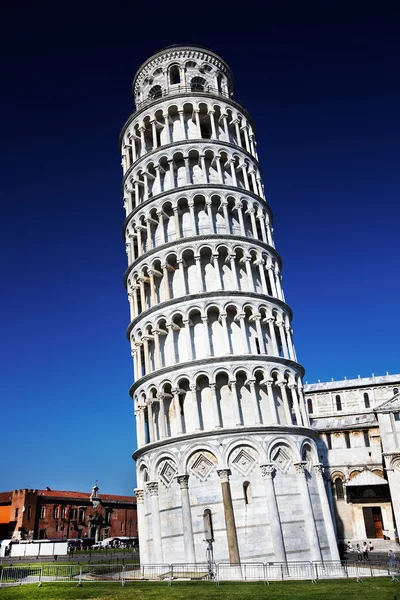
[0,559,399,587]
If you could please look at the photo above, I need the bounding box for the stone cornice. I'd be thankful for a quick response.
[126,289,292,338]
[132,422,315,461]
[122,185,273,234]
[119,92,254,147]
[128,354,305,398]
[123,234,282,285]
[121,138,261,191]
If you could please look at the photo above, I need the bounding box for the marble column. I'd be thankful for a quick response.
[210,383,222,428]
[230,381,242,426]
[172,389,183,435]
[249,379,261,424]
[134,489,149,564]
[176,475,196,563]
[293,462,322,562]
[313,464,340,561]
[260,465,286,562]
[146,482,163,563]
[217,469,240,564]
[266,380,279,424]
[190,384,201,431]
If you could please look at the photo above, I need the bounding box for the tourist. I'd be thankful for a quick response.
[356,544,362,560]
[362,541,369,561]
[368,541,374,552]
[347,540,353,551]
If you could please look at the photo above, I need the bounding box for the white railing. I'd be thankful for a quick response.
[1,560,399,587]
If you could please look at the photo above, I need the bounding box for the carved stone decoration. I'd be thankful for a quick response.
[146,481,159,495]
[293,461,307,476]
[190,453,215,482]
[134,488,145,503]
[271,445,292,473]
[159,460,177,487]
[175,474,189,489]
[217,469,231,484]
[230,447,257,475]
[260,464,276,479]
[313,464,324,478]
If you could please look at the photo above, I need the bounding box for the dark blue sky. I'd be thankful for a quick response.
[1,3,399,495]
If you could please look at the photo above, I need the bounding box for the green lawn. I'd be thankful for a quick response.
[0,579,399,599]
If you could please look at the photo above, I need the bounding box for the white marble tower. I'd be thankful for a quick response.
[120,44,340,564]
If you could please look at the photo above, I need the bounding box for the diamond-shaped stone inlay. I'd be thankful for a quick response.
[190,453,215,482]
[159,460,177,487]
[271,446,292,473]
[231,448,256,475]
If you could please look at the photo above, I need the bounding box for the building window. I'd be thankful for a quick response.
[148,85,162,100]
[120,521,124,532]
[15,507,19,520]
[27,507,32,519]
[79,508,85,523]
[61,507,66,519]
[364,392,370,408]
[394,388,399,395]
[394,412,400,422]
[307,398,313,414]
[243,481,252,505]
[39,529,46,539]
[70,508,77,519]
[55,524,59,532]
[169,65,180,85]
[203,509,214,542]
[326,433,332,450]
[336,395,342,411]
[344,432,351,448]
[191,76,206,92]
[363,431,370,447]
[40,507,46,519]
[54,507,59,519]
[334,478,344,499]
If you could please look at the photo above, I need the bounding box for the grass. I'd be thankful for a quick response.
[0,579,399,599]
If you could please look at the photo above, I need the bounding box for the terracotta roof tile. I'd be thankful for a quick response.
[0,492,12,504]
[37,490,136,503]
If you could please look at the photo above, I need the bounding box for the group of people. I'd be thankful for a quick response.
[346,540,398,564]
[347,540,373,560]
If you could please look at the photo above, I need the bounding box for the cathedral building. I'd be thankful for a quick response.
[304,373,400,545]
[120,45,340,564]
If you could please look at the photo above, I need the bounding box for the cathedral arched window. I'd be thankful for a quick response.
[307,398,313,414]
[363,392,370,408]
[243,481,252,505]
[169,65,180,85]
[336,395,342,411]
[334,478,344,499]
[148,85,162,100]
[191,77,206,92]
[203,509,214,542]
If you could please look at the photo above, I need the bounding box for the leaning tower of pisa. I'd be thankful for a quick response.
[120,45,339,564]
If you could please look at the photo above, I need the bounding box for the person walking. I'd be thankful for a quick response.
[356,544,362,561]
[388,549,396,566]
[362,541,369,561]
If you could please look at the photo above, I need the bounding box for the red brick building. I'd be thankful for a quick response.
[0,487,137,541]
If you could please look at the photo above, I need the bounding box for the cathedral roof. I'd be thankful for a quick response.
[374,392,400,413]
[311,412,377,431]
[345,469,388,487]
[304,373,400,392]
